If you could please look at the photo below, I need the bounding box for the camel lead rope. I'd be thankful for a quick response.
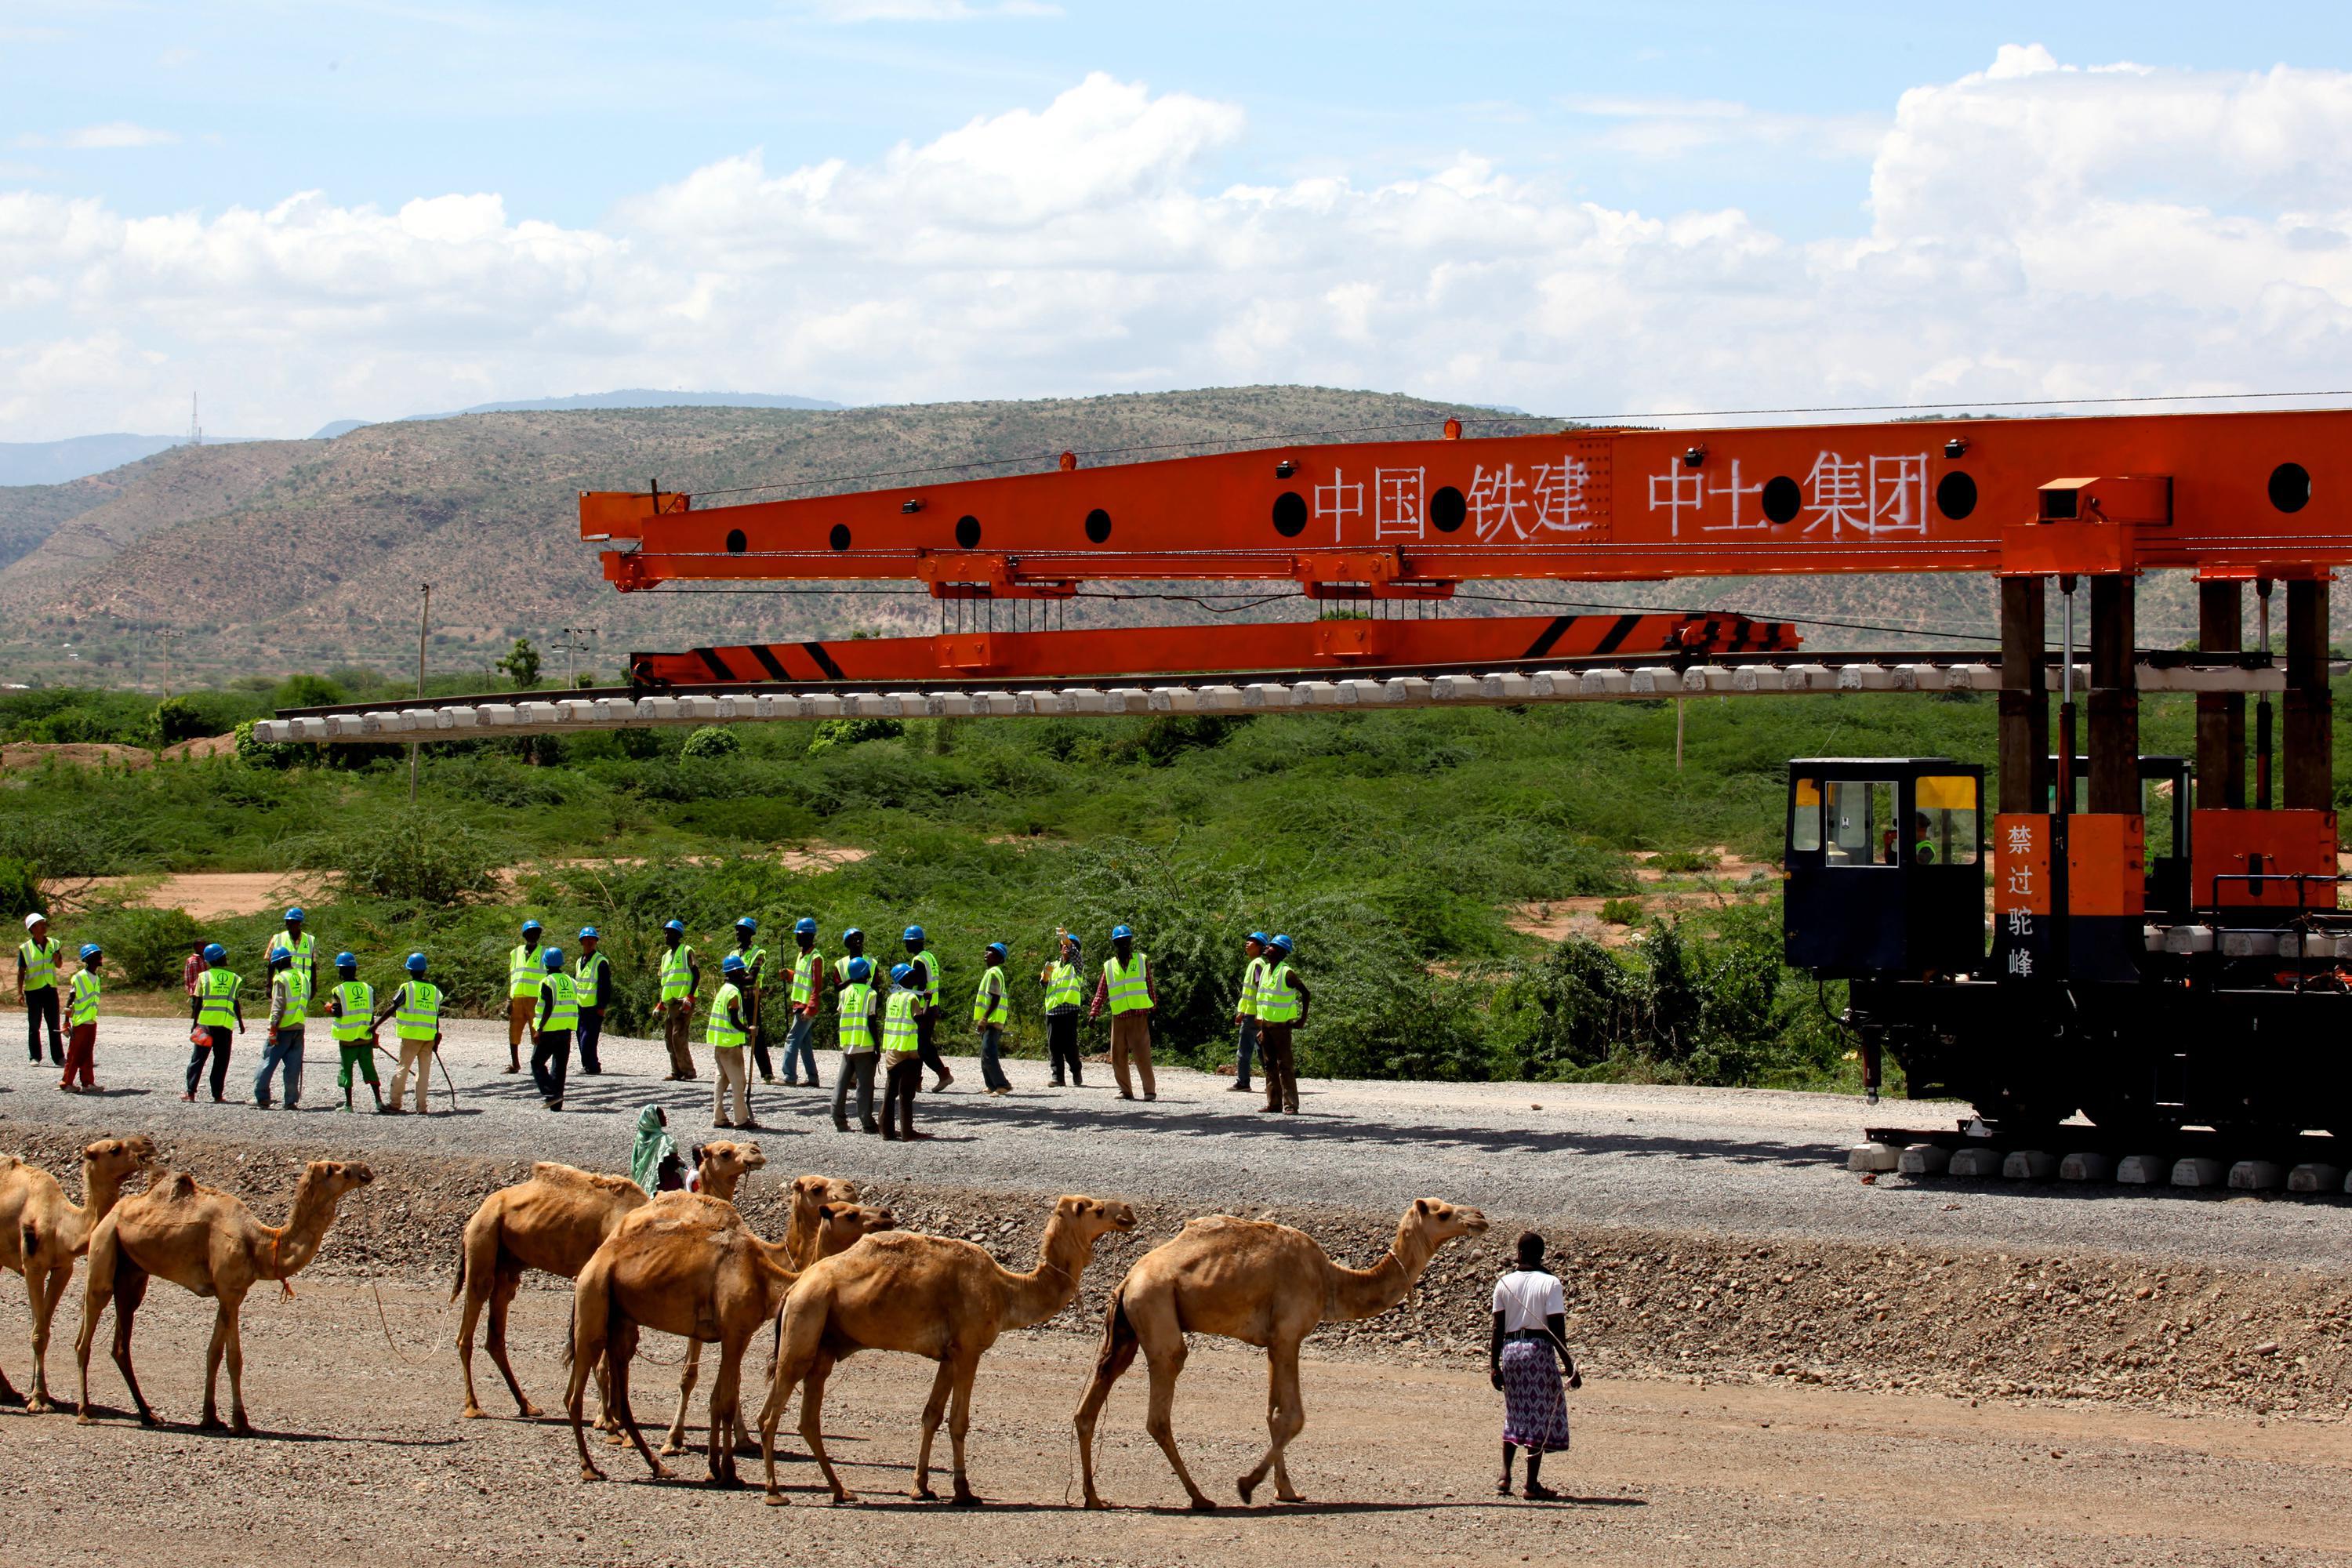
[270,1232,295,1301]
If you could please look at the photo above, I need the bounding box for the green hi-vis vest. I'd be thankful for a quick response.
[881,988,921,1055]
[394,980,443,1041]
[1104,952,1151,1014]
[278,965,312,1026]
[1043,960,1083,1012]
[837,981,877,1051]
[659,942,695,1003]
[790,949,824,1007]
[706,980,746,1048]
[196,967,242,1029]
[331,980,374,1043]
[509,942,543,999]
[574,951,609,1007]
[68,967,101,1027]
[971,964,1008,1026]
[911,948,940,1008]
[1258,960,1301,1023]
[738,943,766,985]
[18,936,60,991]
[540,971,579,1032]
[1239,955,1268,1019]
[275,930,317,977]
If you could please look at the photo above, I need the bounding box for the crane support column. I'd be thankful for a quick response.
[2283,579,2332,811]
[2067,572,2146,981]
[2087,575,2139,814]
[2196,580,2245,809]
[1998,577,2049,814]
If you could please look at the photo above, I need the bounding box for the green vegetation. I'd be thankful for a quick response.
[9,674,2345,1093]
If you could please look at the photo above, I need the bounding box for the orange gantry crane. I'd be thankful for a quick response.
[583,407,2352,1140]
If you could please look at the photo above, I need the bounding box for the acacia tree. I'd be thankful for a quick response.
[496,636,543,689]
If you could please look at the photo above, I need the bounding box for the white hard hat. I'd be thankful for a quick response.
[24,912,45,930]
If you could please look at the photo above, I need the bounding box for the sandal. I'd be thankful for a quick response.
[1524,1482,1559,1501]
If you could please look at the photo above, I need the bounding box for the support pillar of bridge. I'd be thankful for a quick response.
[2195,580,2245,810]
[2087,575,2138,815]
[1998,576,2049,815]
[2283,578,2332,811]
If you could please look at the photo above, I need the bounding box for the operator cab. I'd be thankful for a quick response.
[1783,758,1986,978]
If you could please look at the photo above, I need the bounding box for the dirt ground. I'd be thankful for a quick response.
[4,1275,2347,1568]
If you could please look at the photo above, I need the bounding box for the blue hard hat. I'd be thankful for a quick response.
[284,906,305,922]
[721,953,746,974]
[405,952,428,974]
[846,956,873,982]
[579,926,599,940]
[334,951,357,968]
[1248,931,1269,946]
[1269,933,1294,955]
[78,942,100,961]
[542,946,564,971]
[267,946,292,965]
[203,943,226,964]
[890,963,914,986]
[522,918,543,933]
[902,924,925,943]
[985,941,1007,962]
[735,916,758,932]
[663,919,685,934]
[843,927,864,942]
[794,916,818,935]
[1112,924,1134,941]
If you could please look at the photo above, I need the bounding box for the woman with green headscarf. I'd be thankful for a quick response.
[630,1105,681,1192]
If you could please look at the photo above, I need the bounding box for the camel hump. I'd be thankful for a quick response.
[158,1171,199,1201]
[0,1153,20,1176]
[531,1162,641,1197]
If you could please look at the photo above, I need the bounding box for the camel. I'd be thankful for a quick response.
[74,1158,376,1433]
[0,1136,160,1410]
[567,1192,898,1487]
[662,1172,859,1456]
[452,1140,766,1421]
[1073,1196,1490,1511]
[757,1193,1141,1508]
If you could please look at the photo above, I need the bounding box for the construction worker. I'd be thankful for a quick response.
[833,927,866,990]
[253,943,308,1110]
[731,917,773,1084]
[657,918,699,1080]
[574,927,611,1074]
[505,918,543,1074]
[1087,924,1156,1102]
[1255,934,1313,1115]
[18,911,64,1065]
[709,953,753,1129]
[184,942,243,1102]
[831,954,881,1133]
[324,951,385,1113]
[879,963,931,1141]
[374,952,441,1116]
[1231,931,1269,1094]
[972,940,1012,1095]
[60,942,101,1093]
[782,916,825,1088]
[531,946,576,1112]
[1040,931,1085,1087]
[274,906,319,1003]
[903,924,952,1092]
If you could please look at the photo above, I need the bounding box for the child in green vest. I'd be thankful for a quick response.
[324,951,385,1113]
[61,942,102,1092]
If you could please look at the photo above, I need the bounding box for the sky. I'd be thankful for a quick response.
[3,1,2351,441]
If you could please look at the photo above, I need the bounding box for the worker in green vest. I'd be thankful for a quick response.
[902,924,953,1092]
[1254,934,1313,1115]
[732,916,774,1085]
[574,927,612,1074]
[971,940,1012,1095]
[879,963,931,1141]
[1231,931,1269,1094]
[18,910,64,1066]
[373,952,441,1116]
[273,906,319,1006]
[782,916,825,1089]
[657,918,699,1080]
[530,946,577,1112]
[1039,931,1085,1087]
[184,942,244,1102]
[324,950,384,1113]
[253,943,309,1110]
[1087,924,1156,1102]
[830,954,881,1134]
[505,918,544,1076]
[60,942,102,1093]
[709,952,753,1129]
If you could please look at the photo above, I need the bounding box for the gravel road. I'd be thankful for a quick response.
[10,1015,2349,1269]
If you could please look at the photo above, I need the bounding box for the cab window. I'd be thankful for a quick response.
[1824,779,1897,866]
[1913,774,1980,866]
[1790,777,1823,852]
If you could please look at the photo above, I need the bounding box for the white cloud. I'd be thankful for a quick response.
[5,53,2352,439]
[16,122,180,151]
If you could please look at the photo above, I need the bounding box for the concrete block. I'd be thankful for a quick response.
[2227,1160,2286,1192]
[1105,687,1151,713]
[1633,667,1677,693]
[2286,1163,2345,1193]
[2169,1156,2227,1188]
[1383,677,1432,705]
[2115,1154,2169,1185]
[1428,674,1479,702]
[1481,673,1536,701]
[2060,1152,2116,1182]
[1896,1143,1951,1175]
[1782,663,1831,690]
[1947,1146,2005,1178]
[2002,1149,2060,1180]
[1578,670,1630,697]
[979,692,1020,717]
[1846,1142,1901,1174]
[1291,681,1342,709]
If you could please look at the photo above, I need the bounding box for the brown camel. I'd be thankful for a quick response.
[757,1194,1140,1507]
[662,1172,859,1456]
[452,1140,766,1421]
[568,1193,898,1487]
[0,1136,160,1410]
[1073,1197,1489,1510]
[74,1158,376,1433]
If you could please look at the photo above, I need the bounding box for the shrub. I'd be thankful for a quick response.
[281,810,506,906]
[681,725,742,761]
[0,856,40,916]
[234,719,303,770]
[273,673,350,710]
[806,716,902,754]
[1599,897,1642,924]
[77,905,207,989]
[1654,850,1721,873]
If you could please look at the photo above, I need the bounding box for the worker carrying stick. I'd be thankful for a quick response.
[373,952,443,1116]
[1087,924,1156,1102]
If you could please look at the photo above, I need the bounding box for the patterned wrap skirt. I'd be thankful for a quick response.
[1499,1339,1570,1452]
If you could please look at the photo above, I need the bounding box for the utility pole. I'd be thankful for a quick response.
[411,583,430,805]
[155,627,186,697]
[558,626,598,690]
